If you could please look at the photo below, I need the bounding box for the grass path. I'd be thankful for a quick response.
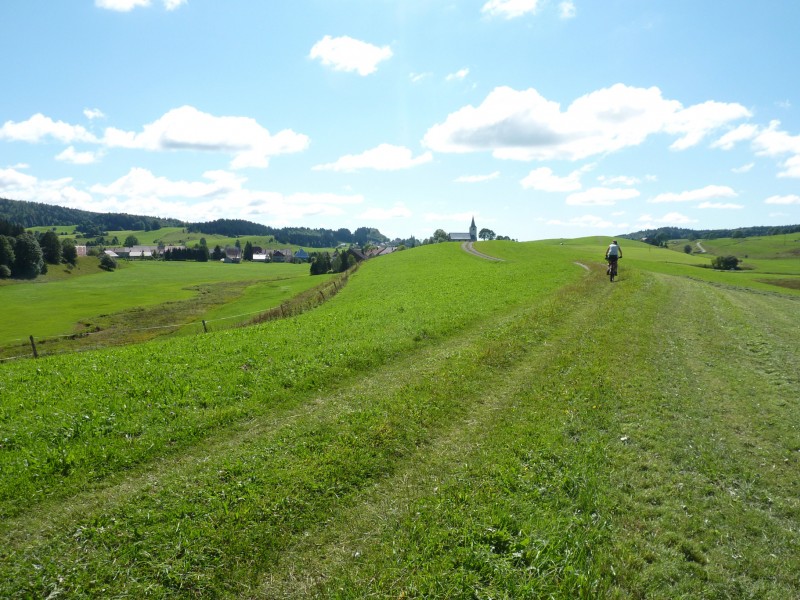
[2,260,798,597]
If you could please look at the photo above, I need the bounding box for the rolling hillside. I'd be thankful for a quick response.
[1,240,798,598]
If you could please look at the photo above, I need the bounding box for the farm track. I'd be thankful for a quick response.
[3,261,800,597]
[0,262,602,596]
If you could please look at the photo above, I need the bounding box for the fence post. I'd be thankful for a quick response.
[29,335,39,359]
[202,320,208,333]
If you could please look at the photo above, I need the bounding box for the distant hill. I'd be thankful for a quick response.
[0,197,390,248]
[0,198,183,233]
[622,224,800,245]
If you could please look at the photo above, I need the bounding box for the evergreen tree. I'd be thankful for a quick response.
[62,240,78,266]
[39,230,63,264]
[244,240,254,261]
[13,233,44,278]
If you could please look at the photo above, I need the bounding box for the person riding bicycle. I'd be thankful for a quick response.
[605,240,622,275]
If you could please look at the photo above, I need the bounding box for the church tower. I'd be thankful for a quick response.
[469,216,477,242]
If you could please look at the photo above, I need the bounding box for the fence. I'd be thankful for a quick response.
[0,264,358,363]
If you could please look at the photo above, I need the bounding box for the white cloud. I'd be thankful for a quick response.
[422,84,749,162]
[732,162,754,173]
[83,108,106,120]
[90,167,241,199]
[446,68,470,82]
[313,144,432,172]
[521,166,583,192]
[360,202,412,220]
[0,113,98,144]
[482,0,541,19]
[650,185,737,203]
[778,154,800,178]
[410,72,431,83]
[309,35,392,76]
[559,1,576,19]
[95,0,185,11]
[55,146,102,165]
[566,187,640,206]
[0,168,92,209]
[697,202,744,209]
[764,194,800,205]
[102,105,309,169]
[455,172,500,183]
[665,101,752,150]
[96,0,150,11]
[712,124,758,150]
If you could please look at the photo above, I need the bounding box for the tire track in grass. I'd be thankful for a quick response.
[255,269,631,598]
[0,269,614,597]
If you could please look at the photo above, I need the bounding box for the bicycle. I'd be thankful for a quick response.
[606,257,619,282]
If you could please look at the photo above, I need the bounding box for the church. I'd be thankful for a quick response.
[449,217,477,242]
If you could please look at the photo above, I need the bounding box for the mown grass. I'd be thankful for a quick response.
[1,240,798,598]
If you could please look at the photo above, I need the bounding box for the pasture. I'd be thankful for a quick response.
[1,239,798,598]
[0,259,322,357]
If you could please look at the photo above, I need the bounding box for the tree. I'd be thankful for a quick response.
[243,240,254,261]
[99,253,117,271]
[711,255,739,270]
[62,240,78,266]
[13,233,44,278]
[684,244,692,254]
[199,237,207,247]
[478,228,496,241]
[39,230,62,264]
[0,236,15,272]
[309,251,332,275]
[197,244,210,262]
[212,244,224,261]
[124,234,139,247]
[432,229,449,243]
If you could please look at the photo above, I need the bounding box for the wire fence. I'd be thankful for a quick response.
[0,264,358,364]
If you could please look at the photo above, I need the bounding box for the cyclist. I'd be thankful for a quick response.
[605,240,622,279]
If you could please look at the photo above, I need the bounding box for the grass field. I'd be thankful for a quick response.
[1,239,798,598]
[0,258,321,356]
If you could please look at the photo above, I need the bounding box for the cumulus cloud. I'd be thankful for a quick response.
[0,168,92,208]
[566,187,640,206]
[102,105,309,169]
[309,35,392,76]
[520,166,583,192]
[712,124,759,150]
[649,185,737,203]
[559,1,576,19]
[313,144,432,172]
[55,146,103,165]
[764,194,800,205]
[597,174,640,186]
[482,0,541,19]
[422,84,750,162]
[455,172,500,183]
[0,113,98,144]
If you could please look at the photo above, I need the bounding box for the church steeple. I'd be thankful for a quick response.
[469,216,477,242]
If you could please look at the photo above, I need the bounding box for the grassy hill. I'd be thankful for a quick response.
[1,240,798,597]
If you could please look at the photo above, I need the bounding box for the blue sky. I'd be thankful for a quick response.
[1,0,799,241]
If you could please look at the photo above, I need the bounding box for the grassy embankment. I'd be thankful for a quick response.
[0,259,327,358]
[1,240,798,598]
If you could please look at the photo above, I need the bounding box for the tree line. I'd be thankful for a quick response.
[624,224,800,246]
[0,218,78,278]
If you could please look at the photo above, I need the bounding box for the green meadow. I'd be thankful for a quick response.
[0,259,320,356]
[1,239,798,598]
